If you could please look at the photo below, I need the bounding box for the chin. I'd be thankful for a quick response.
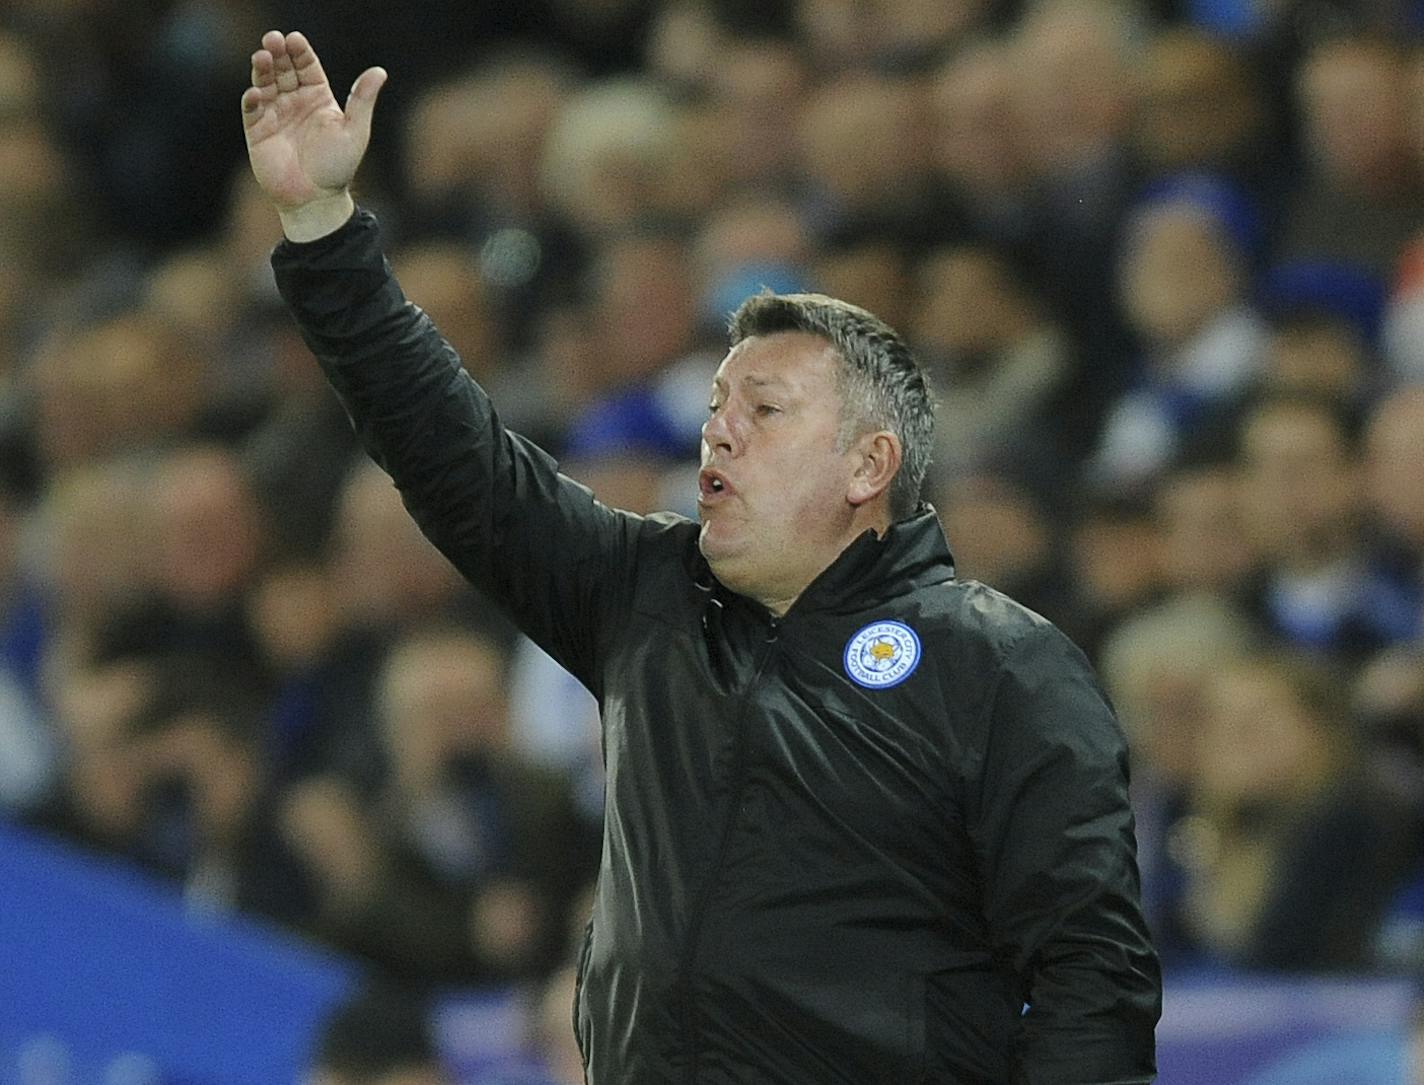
[697,524,743,575]
[697,522,726,561]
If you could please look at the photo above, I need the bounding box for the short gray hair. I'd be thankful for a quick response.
[728,292,935,521]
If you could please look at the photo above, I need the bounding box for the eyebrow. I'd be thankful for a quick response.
[711,374,789,392]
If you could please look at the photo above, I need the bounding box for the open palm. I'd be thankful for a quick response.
[241,31,386,211]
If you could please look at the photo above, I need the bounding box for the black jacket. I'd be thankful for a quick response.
[273,211,1161,1084]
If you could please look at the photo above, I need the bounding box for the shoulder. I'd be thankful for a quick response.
[633,510,701,566]
[924,577,1073,666]
[910,580,1107,742]
[624,511,709,621]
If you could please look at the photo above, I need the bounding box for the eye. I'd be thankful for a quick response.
[755,404,781,417]
[707,400,722,416]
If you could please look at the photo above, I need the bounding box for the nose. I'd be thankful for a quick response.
[702,406,738,456]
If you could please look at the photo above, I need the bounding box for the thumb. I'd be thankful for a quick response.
[343,66,388,141]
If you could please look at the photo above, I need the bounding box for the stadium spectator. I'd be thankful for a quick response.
[692,34,811,193]
[26,311,209,483]
[539,78,685,242]
[1012,0,1143,389]
[1098,595,1261,956]
[1362,387,1424,620]
[28,459,154,687]
[795,72,942,249]
[561,231,716,463]
[1236,393,1421,660]
[1255,260,1386,409]
[1130,29,1280,200]
[1153,460,1258,598]
[928,40,1034,254]
[1093,175,1269,488]
[1062,489,1171,660]
[279,626,596,985]
[1172,652,1415,970]
[1282,36,1423,273]
[930,472,1072,624]
[691,193,811,339]
[910,243,1077,487]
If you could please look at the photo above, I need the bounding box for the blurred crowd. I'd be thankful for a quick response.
[1,0,1424,1077]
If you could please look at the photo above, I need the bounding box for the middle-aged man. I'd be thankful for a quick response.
[242,30,1160,1084]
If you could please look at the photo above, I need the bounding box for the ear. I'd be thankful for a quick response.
[847,430,902,508]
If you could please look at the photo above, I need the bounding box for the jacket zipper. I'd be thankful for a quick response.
[678,614,780,1083]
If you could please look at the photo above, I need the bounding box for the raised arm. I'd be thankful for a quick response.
[242,33,646,691]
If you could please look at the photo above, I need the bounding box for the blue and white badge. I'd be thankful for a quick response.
[843,620,921,689]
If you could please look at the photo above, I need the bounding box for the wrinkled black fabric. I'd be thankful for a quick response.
[273,210,1161,1085]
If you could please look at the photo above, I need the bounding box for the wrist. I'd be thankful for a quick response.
[277,190,356,243]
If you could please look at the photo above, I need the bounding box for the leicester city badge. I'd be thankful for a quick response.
[843,620,921,689]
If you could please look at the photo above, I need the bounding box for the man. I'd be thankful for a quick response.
[243,30,1160,1083]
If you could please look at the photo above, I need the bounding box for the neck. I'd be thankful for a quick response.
[752,505,892,617]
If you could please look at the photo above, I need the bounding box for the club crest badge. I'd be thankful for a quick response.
[843,620,921,689]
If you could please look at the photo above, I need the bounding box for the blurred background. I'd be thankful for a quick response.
[0,0,1422,1082]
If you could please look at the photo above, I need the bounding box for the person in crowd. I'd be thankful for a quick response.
[1282,35,1423,273]
[1012,0,1144,389]
[691,193,810,340]
[1130,29,1280,202]
[37,651,315,926]
[929,471,1073,625]
[909,243,1078,488]
[25,310,209,484]
[928,40,1034,255]
[1171,652,1415,970]
[665,31,811,195]
[1093,175,1269,488]
[1255,259,1386,410]
[27,459,154,689]
[561,231,718,462]
[796,71,944,250]
[1062,489,1171,660]
[1365,387,1424,567]
[277,626,596,985]
[1236,392,1420,660]
[539,77,685,243]
[1098,595,1261,958]
[1153,459,1258,600]
[89,446,268,683]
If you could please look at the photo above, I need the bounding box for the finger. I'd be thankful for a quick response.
[343,65,388,140]
[268,30,299,93]
[250,49,274,89]
[285,31,331,91]
[241,85,263,127]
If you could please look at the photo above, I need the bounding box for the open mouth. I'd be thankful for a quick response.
[698,468,731,502]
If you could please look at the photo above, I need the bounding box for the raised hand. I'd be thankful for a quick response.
[241,30,386,239]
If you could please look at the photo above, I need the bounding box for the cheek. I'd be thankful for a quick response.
[784,458,850,518]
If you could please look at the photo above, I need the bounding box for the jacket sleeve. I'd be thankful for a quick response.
[271,209,636,694]
[970,623,1162,1085]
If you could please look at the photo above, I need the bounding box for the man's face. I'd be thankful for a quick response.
[698,331,859,608]
[1238,403,1357,562]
